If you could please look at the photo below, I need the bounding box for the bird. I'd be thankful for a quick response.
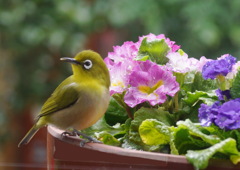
[18,50,110,147]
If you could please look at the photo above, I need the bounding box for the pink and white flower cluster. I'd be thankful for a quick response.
[104,33,209,108]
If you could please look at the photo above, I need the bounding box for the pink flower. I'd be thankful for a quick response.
[226,61,240,79]
[105,41,139,67]
[105,33,181,100]
[108,60,137,95]
[104,41,139,95]
[166,51,200,73]
[124,60,180,107]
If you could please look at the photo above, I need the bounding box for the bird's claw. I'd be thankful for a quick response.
[79,140,87,147]
[73,129,102,146]
[79,137,102,147]
[61,131,77,138]
[89,137,102,144]
[61,130,102,147]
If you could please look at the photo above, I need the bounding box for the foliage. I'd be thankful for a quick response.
[82,33,240,169]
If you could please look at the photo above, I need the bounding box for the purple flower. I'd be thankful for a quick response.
[197,56,212,72]
[215,89,231,101]
[215,99,240,130]
[124,60,179,107]
[202,54,237,80]
[199,99,240,130]
[198,101,221,126]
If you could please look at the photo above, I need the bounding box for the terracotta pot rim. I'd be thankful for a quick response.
[47,125,189,163]
[47,125,240,169]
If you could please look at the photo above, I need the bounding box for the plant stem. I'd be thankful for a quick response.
[217,75,226,90]
[125,106,134,120]
[174,92,179,112]
[112,94,134,119]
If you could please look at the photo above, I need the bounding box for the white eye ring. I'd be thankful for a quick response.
[83,59,93,70]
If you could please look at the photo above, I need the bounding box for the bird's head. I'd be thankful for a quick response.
[61,50,110,88]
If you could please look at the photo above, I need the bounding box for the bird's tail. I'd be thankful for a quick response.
[18,125,39,147]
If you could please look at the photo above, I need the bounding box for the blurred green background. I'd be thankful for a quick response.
[1,0,240,169]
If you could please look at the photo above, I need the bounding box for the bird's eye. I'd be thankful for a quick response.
[83,59,93,70]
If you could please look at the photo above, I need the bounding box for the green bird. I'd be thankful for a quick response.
[18,50,110,147]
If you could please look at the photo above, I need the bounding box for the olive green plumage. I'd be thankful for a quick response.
[18,50,110,147]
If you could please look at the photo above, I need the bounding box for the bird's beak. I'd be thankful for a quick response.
[60,57,80,65]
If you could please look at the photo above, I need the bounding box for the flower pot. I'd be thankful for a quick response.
[47,126,240,170]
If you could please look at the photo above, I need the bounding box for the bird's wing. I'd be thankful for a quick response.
[38,79,79,118]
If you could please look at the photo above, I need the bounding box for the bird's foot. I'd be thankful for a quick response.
[72,129,102,147]
[61,131,78,137]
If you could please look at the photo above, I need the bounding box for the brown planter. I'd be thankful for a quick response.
[47,126,240,170]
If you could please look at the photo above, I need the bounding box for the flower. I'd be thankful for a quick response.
[105,33,181,97]
[226,61,240,79]
[124,60,179,107]
[166,51,200,73]
[199,98,240,130]
[104,41,139,95]
[215,99,240,130]
[105,41,139,67]
[198,54,240,131]
[202,54,237,80]
[108,59,137,95]
[108,62,128,95]
[198,101,221,126]
[197,56,211,72]
[215,89,231,101]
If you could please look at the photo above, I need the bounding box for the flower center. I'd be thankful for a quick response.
[138,80,164,94]
[112,81,125,87]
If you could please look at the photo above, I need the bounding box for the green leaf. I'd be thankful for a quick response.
[202,125,240,150]
[105,97,129,125]
[124,107,174,151]
[171,119,218,155]
[175,72,194,90]
[135,54,149,61]
[122,134,145,150]
[139,119,179,154]
[95,131,121,146]
[137,107,175,126]
[191,72,218,92]
[230,130,240,151]
[178,49,185,56]
[139,119,170,145]
[137,38,170,65]
[177,119,221,145]
[184,90,217,106]
[186,138,240,169]
[172,127,211,155]
[231,70,240,99]
[81,117,125,137]
[129,108,174,144]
